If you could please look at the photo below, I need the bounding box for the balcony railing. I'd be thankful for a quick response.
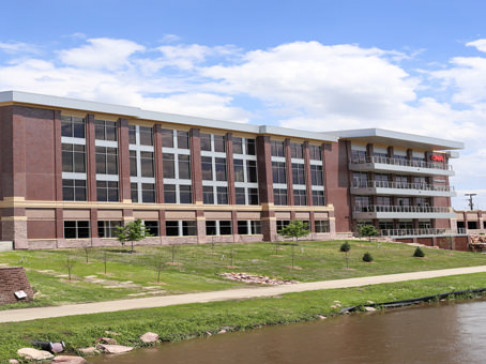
[354,205,451,213]
[352,180,454,192]
[350,155,453,171]
[380,228,467,237]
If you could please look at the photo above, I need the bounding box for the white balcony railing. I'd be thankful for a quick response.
[350,155,453,171]
[354,205,451,214]
[352,180,454,192]
[380,227,467,237]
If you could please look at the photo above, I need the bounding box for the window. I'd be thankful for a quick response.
[249,188,259,205]
[163,154,175,178]
[246,160,258,183]
[61,116,85,138]
[277,220,290,231]
[201,133,212,151]
[178,155,191,179]
[98,221,121,238]
[177,131,190,149]
[315,220,330,233]
[272,162,286,184]
[215,158,227,181]
[271,140,285,157]
[203,186,214,204]
[311,165,323,186]
[202,157,213,181]
[129,125,137,144]
[274,189,288,205]
[144,221,159,236]
[312,190,325,206]
[220,221,232,235]
[234,159,244,182]
[246,139,256,155]
[164,184,176,203]
[182,221,196,236]
[309,145,322,161]
[292,164,305,185]
[238,221,249,235]
[142,183,156,203]
[62,179,87,201]
[131,183,138,202]
[290,143,303,159]
[294,189,307,206]
[353,172,368,187]
[233,137,243,154]
[162,129,174,148]
[250,221,261,234]
[62,144,86,173]
[217,186,228,204]
[235,188,246,205]
[179,185,192,204]
[141,152,154,177]
[206,221,217,235]
[130,151,137,177]
[94,120,117,141]
[237,221,261,235]
[351,150,367,163]
[166,221,179,236]
[97,181,119,202]
[64,221,90,239]
[96,147,118,175]
[139,126,153,146]
[214,135,226,152]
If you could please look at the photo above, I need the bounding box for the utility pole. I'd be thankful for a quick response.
[465,193,477,211]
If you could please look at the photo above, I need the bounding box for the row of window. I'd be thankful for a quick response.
[271,141,322,160]
[276,220,330,233]
[274,189,326,206]
[272,162,323,186]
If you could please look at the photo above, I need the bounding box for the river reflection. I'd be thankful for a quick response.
[90,299,486,364]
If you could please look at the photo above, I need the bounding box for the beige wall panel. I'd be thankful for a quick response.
[205,211,232,220]
[63,210,90,219]
[98,210,123,219]
[275,212,291,219]
[295,212,310,220]
[26,209,55,220]
[467,213,479,221]
[133,211,159,219]
[315,212,329,219]
[165,211,196,220]
[237,212,261,219]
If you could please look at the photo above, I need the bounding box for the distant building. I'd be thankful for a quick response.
[0,91,466,249]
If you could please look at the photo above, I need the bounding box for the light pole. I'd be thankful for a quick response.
[465,193,477,211]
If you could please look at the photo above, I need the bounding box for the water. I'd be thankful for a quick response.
[90,300,486,364]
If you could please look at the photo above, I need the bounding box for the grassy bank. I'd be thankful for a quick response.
[2,272,486,363]
[1,240,486,308]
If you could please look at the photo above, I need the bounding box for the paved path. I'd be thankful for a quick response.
[3,266,486,323]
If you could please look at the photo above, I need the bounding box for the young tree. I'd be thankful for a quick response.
[278,220,310,242]
[117,219,152,253]
[340,242,351,269]
[357,224,379,242]
[63,255,77,280]
[151,252,166,283]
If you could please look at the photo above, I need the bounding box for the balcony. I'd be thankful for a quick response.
[351,180,456,197]
[353,204,456,219]
[380,228,467,238]
[349,156,454,176]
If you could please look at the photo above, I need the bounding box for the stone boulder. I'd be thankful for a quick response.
[52,355,88,364]
[96,344,133,354]
[8,359,19,364]
[77,347,99,356]
[17,348,54,361]
[98,337,117,345]
[140,332,159,343]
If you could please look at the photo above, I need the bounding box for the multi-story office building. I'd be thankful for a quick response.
[0,91,465,250]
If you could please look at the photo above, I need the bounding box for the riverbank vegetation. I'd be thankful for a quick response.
[1,240,486,308]
[2,273,486,363]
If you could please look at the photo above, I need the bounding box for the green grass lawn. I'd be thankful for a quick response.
[1,240,486,308]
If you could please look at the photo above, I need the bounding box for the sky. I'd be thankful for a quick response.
[0,0,485,209]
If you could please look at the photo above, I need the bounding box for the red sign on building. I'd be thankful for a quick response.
[430,154,445,162]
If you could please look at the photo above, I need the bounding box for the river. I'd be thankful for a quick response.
[89,299,486,364]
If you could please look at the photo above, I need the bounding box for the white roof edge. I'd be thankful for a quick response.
[260,125,337,142]
[325,128,464,150]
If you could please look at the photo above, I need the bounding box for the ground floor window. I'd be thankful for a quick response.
[64,220,90,239]
[315,220,330,233]
[144,220,159,236]
[166,220,196,236]
[98,221,121,238]
[276,220,290,232]
[206,220,232,235]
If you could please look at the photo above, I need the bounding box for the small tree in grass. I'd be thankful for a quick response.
[117,219,152,253]
[362,252,373,262]
[151,252,166,283]
[278,220,310,242]
[413,247,425,258]
[63,255,77,280]
[340,242,351,269]
[357,224,379,242]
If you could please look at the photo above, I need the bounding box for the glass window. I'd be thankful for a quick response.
[311,165,323,186]
[272,162,286,184]
[182,221,196,236]
[177,130,190,149]
[217,186,228,204]
[62,144,86,173]
[250,221,261,234]
[179,185,192,204]
[64,220,90,239]
[130,151,137,177]
[215,158,227,181]
[203,186,214,204]
[142,183,156,203]
[61,116,85,138]
[166,221,179,236]
[271,140,285,157]
[200,133,212,151]
[62,179,87,201]
[214,135,226,152]
[141,152,154,177]
[277,220,290,232]
[233,137,243,154]
[164,184,176,204]
[220,221,232,235]
[131,183,138,202]
[247,160,258,183]
[98,221,121,238]
[139,126,153,146]
[128,125,137,144]
[96,147,118,175]
[206,221,217,236]
[202,157,213,181]
[163,154,175,179]
[144,221,159,236]
[294,189,307,206]
[162,129,174,148]
[234,159,244,182]
[178,155,191,179]
[315,220,330,233]
[292,164,305,185]
[238,221,248,235]
[248,188,259,205]
[312,190,325,206]
[309,145,322,161]
[246,139,256,155]
[97,181,119,202]
[95,120,117,141]
[274,189,288,205]
[235,187,246,205]
[291,143,303,159]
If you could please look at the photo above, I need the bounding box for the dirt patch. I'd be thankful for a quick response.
[219,272,298,285]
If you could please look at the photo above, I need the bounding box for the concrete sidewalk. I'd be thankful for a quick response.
[2,265,486,323]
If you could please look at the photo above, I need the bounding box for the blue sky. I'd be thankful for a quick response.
[1,0,486,209]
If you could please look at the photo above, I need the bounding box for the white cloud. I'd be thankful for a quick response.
[466,39,486,53]
[58,38,145,71]
[0,41,38,54]
[159,34,181,43]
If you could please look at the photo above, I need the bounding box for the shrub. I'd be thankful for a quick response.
[362,252,373,262]
[413,247,425,258]
[340,242,350,253]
